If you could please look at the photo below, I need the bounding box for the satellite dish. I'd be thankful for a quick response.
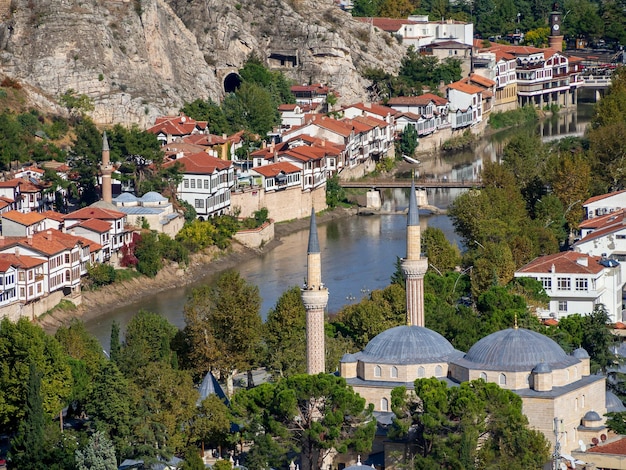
[592,437,599,445]
[601,433,607,441]
[560,463,567,470]
[579,440,587,452]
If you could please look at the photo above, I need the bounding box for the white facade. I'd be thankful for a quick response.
[515,252,623,323]
[583,191,626,220]
[402,16,474,47]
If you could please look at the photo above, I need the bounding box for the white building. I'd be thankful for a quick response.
[515,251,623,323]
[447,81,483,128]
[582,190,626,220]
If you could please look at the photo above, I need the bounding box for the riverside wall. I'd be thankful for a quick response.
[231,185,327,223]
[0,290,82,323]
[233,221,275,248]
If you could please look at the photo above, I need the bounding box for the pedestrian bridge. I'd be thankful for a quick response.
[580,74,612,88]
[339,179,482,189]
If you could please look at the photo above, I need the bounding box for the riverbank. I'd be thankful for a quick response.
[38,206,358,333]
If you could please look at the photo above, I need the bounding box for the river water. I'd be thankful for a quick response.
[85,105,594,348]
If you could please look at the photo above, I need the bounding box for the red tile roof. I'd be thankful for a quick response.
[345,102,396,118]
[0,253,44,268]
[543,318,559,326]
[356,17,417,33]
[587,437,626,455]
[278,104,299,112]
[388,95,438,106]
[64,207,126,221]
[468,74,496,88]
[290,84,329,94]
[41,210,65,222]
[76,218,112,233]
[252,162,301,178]
[147,114,208,137]
[308,115,354,137]
[166,152,232,175]
[447,81,484,95]
[583,190,626,206]
[182,134,228,146]
[0,179,21,188]
[517,251,605,275]
[1,210,46,226]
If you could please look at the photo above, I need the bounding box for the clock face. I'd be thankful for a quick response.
[553,24,560,31]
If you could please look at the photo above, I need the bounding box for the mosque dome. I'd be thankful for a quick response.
[360,325,462,364]
[572,347,590,359]
[141,191,167,203]
[461,328,579,371]
[532,362,552,374]
[340,353,358,363]
[606,391,626,413]
[583,410,602,422]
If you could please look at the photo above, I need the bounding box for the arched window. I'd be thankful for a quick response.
[566,370,570,381]
[374,365,381,378]
[381,397,389,412]
[499,373,507,385]
[391,366,398,378]
[65,270,71,282]
[418,366,425,378]
[480,372,487,381]
[582,395,585,407]
[435,365,443,377]
[574,367,578,378]
[575,398,579,410]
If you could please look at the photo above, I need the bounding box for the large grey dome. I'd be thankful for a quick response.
[461,328,579,372]
[606,391,626,413]
[360,326,463,364]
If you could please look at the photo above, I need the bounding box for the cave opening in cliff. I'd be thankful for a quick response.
[224,73,242,93]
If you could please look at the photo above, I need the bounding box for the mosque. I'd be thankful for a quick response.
[301,182,617,459]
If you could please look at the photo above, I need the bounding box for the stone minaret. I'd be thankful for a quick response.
[401,181,428,326]
[301,207,328,375]
[101,131,113,203]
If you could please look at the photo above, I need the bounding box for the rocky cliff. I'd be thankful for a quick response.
[0,0,404,127]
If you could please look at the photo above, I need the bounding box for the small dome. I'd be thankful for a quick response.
[361,325,462,364]
[461,328,578,371]
[606,391,626,413]
[141,191,167,203]
[532,362,552,374]
[583,410,602,422]
[572,347,590,359]
[340,353,358,363]
[114,192,139,203]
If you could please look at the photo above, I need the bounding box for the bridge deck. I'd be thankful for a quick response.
[340,179,482,189]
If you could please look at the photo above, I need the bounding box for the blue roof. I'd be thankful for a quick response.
[456,328,578,372]
[141,191,167,203]
[119,207,163,215]
[358,325,463,364]
[114,192,139,203]
[606,391,626,412]
[197,371,229,406]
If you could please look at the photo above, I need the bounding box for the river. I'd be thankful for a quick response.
[84,105,594,348]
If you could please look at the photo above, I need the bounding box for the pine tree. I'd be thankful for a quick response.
[8,363,46,469]
[75,431,117,470]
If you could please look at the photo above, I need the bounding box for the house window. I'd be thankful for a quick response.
[204,180,209,189]
[557,277,570,290]
[18,272,24,281]
[374,365,381,378]
[65,254,70,264]
[28,286,33,296]
[184,179,189,188]
[558,301,568,312]
[20,287,24,297]
[540,277,552,290]
[417,366,425,378]
[499,373,507,385]
[190,179,196,189]
[197,179,202,188]
[480,372,487,381]
[65,270,71,282]
[28,271,32,280]
[575,278,588,291]
[435,365,443,377]
[381,398,389,412]
[391,366,398,378]
[195,199,205,209]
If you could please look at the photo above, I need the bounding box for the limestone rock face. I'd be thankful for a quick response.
[0,0,403,127]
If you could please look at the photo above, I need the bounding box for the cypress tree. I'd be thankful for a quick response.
[9,362,46,469]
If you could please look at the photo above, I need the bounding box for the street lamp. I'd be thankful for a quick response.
[451,266,473,296]
[429,264,443,276]
[473,240,485,249]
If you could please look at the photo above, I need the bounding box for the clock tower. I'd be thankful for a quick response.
[548,3,563,51]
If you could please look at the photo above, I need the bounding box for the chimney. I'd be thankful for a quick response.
[14,246,19,256]
[27,234,32,246]
[551,264,555,273]
[577,257,588,267]
[71,230,76,236]
[46,230,52,241]
[364,102,372,109]
[222,133,227,139]
[262,140,267,149]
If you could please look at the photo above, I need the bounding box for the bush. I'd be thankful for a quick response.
[158,232,189,265]
[87,263,117,287]
[134,232,162,277]
[441,129,476,152]
[488,105,538,129]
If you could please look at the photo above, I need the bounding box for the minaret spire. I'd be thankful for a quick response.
[401,181,428,326]
[101,131,113,203]
[301,207,328,374]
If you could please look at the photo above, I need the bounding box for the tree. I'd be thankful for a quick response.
[0,318,72,434]
[59,88,95,120]
[232,374,376,470]
[183,270,263,395]
[421,227,461,273]
[263,286,307,378]
[75,431,117,470]
[180,99,231,135]
[397,125,419,158]
[523,27,550,47]
[190,394,233,454]
[8,363,46,470]
[109,321,121,364]
[548,153,590,231]
[68,117,103,205]
[390,378,550,468]
[134,231,163,277]
[224,82,278,136]
[326,175,347,208]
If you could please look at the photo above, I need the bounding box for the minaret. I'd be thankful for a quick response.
[401,181,429,326]
[301,207,328,375]
[101,131,113,203]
